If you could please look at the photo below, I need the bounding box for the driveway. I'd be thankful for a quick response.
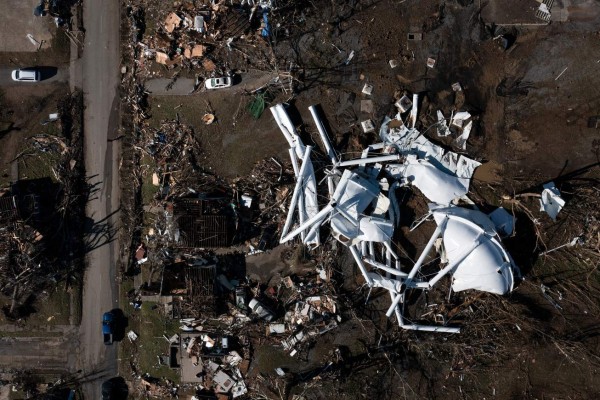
[145,70,279,95]
[0,66,68,86]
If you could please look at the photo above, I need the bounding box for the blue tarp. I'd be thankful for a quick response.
[261,12,271,38]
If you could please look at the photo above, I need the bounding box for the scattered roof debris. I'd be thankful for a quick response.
[539,181,566,221]
[536,0,553,22]
[113,1,600,398]
[488,207,515,237]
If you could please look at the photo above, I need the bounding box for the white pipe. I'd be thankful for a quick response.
[298,195,306,242]
[337,154,401,167]
[327,175,335,199]
[270,105,295,147]
[280,202,336,243]
[359,143,387,169]
[400,324,460,333]
[308,105,338,165]
[294,158,307,242]
[289,148,307,241]
[385,247,391,278]
[390,291,403,324]
[382,241,399,260]
[386,292,404,317]
[360,241,367,257]
[428,238,481,288]
[410,93,418,128]
[368,242,375,259]
[406,216,448,281]
[280,146,313,240]
[349,245,373,286]
[405,281,429,289]
[363,257,408,277]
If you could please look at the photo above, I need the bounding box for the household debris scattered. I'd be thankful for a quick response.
[539,182,566,221]
[114,4,600,398]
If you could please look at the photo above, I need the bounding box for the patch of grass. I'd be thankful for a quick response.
[17,151,61,181]
[0,282,74,326]
[9,388,26,400]
[23,283,72,326]
[49,29,70,58]
[118,278,135,377]
[136,302,181,382]
[141,154,159,203]
[0,330,63,338]
[71,273,83,325]
[148,96,209,130]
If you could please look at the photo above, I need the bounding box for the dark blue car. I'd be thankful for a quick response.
[102,312,114,345]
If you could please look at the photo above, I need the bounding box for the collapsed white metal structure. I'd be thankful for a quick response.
[271,100,519,333]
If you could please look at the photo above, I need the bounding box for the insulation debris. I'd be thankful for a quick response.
[539,182,566,221]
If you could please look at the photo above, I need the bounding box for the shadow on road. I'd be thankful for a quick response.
[83,208,120,253]
[109,308,129,342]
[36,66,58,81]
[0,122,21,138]
[103,376,129,400]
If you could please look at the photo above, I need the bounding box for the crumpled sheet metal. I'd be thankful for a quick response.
[379,117,481,183]
[270,103,517,332]
[539,181,565,221]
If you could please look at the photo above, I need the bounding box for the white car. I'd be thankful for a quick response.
[11,69,41,82]
[205,77,232,89]
[248,298,274,321]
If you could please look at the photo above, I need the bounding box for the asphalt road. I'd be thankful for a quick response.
[0,66,68,85]
[79,0,121,397]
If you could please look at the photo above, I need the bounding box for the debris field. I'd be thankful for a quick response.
[117,0,600,399]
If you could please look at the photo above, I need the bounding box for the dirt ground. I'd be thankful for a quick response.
[0,82,71,185]
[0,20,71,187]
[126,0,600,399]
[144,1,600,188]
[0,0,55,52]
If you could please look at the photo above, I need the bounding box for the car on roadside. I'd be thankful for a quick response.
[205,76,232,89]
[11,68,41,82]
[102,311,114,345]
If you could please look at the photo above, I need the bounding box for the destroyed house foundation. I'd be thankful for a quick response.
[174,198,234,248]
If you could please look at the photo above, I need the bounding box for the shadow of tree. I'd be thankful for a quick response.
[83,208,120,253]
